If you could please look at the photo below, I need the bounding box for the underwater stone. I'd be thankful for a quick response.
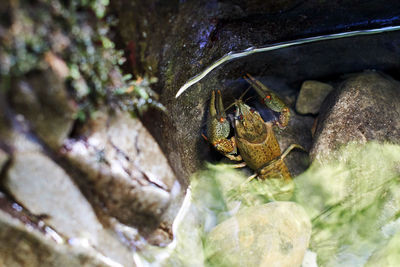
[296,80,334,115]
[205,201,311,267]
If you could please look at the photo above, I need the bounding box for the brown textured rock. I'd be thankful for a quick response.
[65,110,176,232]
[310,71,400,160]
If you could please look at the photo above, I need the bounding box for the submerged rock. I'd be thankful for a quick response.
[295,80,334,115]
[205,201,311,267]
[310,71,400,160]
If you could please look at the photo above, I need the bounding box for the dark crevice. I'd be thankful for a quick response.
[0,149,12,195]
[108,136,169,191]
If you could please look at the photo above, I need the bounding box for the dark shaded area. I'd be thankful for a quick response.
[0,193,50,236]
[112,0,400,184]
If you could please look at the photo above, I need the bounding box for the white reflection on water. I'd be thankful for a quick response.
[175,25,400,98]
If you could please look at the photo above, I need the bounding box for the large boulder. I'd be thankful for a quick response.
[310,71,400,160]
[205,201,311,267]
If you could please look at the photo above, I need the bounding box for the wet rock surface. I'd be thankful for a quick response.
[310,71,400,160]
[205,201,311,267]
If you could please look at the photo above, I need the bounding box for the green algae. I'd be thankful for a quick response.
[0,0,160,119]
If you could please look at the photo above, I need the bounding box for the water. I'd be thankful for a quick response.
[176,25,400,98]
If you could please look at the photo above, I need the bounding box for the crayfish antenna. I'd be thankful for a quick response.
[244,73,268,90]
[238,84,252,101]
[244,95,255,103]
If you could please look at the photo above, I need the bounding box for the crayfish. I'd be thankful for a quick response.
[203,74,303,182]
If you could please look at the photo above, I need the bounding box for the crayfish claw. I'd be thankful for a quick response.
[244,73,290,128]
[204,90,237,158]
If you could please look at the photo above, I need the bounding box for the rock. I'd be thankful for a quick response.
[65,110,176,232]
[205,201,311,267]
[0,209,126,267]
[10,68,77,149]
[295,81,334,115]
[4,151,135,266]
[107,112,176,191]
[310,71,400,160]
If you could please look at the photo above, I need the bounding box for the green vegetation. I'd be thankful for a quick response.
[294,142,400,267]
[136,142,400,266]
[0,0,161,120]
